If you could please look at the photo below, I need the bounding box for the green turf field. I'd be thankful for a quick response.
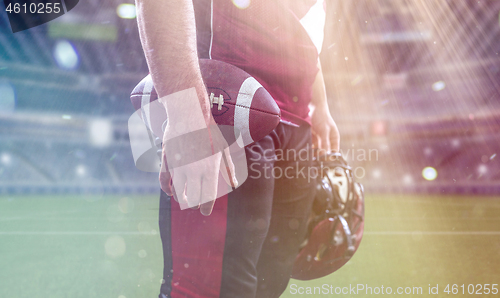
[1,194,499,298]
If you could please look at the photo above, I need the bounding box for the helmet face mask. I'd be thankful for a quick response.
[292,153,365,280]
[327,166,350,206]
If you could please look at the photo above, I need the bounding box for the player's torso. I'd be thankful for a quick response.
[193,0,323,125]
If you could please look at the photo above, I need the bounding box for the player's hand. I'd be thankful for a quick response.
[310,103,340,153]
[158,88,237,216]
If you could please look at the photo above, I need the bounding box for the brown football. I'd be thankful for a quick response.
[130,59,281,146]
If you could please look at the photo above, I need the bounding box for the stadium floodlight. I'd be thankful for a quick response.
[231,0,251,9]
[422,167,438,181]
[117,4,136,19]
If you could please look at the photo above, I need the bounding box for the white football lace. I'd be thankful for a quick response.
[210,92,224,110]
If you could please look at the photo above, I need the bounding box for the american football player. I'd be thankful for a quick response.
[134,0,340,297]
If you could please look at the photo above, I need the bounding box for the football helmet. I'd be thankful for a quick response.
[291,152,365,280]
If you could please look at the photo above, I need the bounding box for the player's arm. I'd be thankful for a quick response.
[135,0,237,215]
[310,60,340,153]
[135,0,210,119]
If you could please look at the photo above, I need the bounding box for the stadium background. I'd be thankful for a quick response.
[1,0,499,297]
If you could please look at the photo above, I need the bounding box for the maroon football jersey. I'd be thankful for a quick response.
[194,0,322,126]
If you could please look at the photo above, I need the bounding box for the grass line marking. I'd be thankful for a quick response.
[0,231,157,235]
[0,231,498,236]
[365,231,500,235]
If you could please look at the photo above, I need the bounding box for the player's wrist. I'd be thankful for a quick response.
[159,87,211,137]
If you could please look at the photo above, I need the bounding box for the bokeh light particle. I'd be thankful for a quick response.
[432,80,446,91]
[422,167,438,181]
[76,164,87,177]
[403,174,413,185]
[232,0,251,9]
[372,120,386,136]
[117,4,136,19]
[478,164,488,175]
[118,197,135,214]
[89,119,113,147]
[1,152,12,165]
[53,40,79,70]
[105,235,126,258]
[138,249,147,258]
[138,221,152,234]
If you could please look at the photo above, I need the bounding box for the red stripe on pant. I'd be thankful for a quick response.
[170,195,228,298]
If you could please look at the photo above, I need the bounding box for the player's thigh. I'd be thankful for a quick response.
[219,132,278,298]
[255,125,315,297]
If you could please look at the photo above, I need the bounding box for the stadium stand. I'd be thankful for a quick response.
[1,0,499,195]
